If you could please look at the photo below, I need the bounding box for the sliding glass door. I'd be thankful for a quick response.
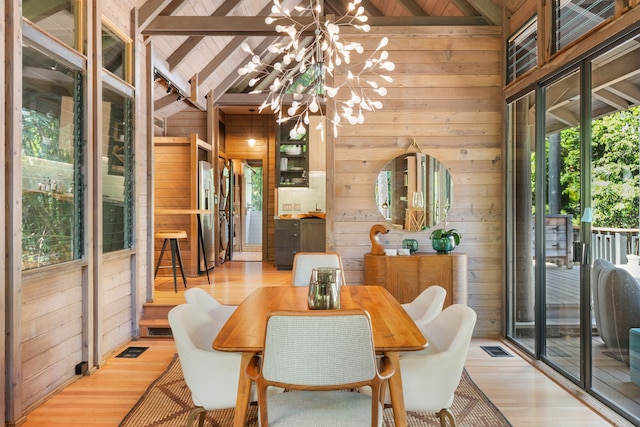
[507,31,640,424]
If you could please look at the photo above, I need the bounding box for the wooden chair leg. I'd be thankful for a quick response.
[185,406,206,427]
[437,408,456,427]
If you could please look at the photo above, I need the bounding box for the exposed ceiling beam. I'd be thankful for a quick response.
[465,0,502,25]
[448,0,482,17]
[396,0,429,16]
[138,0,185,29]
[142,15,490,36]
[609,81,640,104]
[548,107,579,127]
[166,0,244,70]
[212,36,281,104]
[154,93,180,111]
[593,88,631,111]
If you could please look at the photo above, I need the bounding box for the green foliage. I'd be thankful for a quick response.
[556,107,640,228]
[22,109,70,162]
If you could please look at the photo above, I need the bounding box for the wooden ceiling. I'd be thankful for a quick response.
[140,0,517,119]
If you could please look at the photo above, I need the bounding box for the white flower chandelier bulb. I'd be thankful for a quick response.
[237,0,393,136]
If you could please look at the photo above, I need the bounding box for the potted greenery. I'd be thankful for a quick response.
[430,202,462,254]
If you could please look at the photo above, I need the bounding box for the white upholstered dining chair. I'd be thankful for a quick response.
[168,304,251,427]
[401,285,447,326]
[184,287,237,324]
[290,252,347,287]
[247,309,394,427]
[398,304,477,427]
[360,304,476,427]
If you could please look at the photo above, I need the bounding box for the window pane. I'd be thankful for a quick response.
[507,19,538,84]
[553,0,614,52]
[507,91,537,353]
[102,26,125,80]
[23,0,78,50]
[102,87,133,252]
[22,45,83,269]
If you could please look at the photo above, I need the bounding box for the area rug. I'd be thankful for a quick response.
[119,355,512,427]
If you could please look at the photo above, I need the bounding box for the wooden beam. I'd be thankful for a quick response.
[396,0,428,16]
[166,0,243,70]
[138,0,175,31]
[212,36,281,104]
[465,0,502,25]
[609,80,640,104]
[142,15,491,36]
[593,88,631,110]
[449,0,482,17]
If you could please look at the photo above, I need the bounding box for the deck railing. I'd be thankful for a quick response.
[586,227,640,265]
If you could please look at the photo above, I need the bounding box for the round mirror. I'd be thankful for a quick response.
[375,153,453,231]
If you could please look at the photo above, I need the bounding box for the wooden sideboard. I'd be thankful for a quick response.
[363,252,467,306]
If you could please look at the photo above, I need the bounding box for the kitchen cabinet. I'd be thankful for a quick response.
[275,218,326,270]
[363,252,467,305]
[276,121,309,187]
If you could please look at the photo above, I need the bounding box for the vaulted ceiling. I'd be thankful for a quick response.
[139,0,516,120]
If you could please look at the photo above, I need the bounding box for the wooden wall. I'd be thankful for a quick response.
[331,26,504,337]
[21,268,84,410]
[153,135,204,277]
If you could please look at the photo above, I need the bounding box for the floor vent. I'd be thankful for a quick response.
[480,345,512,357]
[116,346,149,358]
[147,327,173,337]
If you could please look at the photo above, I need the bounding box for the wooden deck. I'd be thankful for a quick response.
[514,261,640,419]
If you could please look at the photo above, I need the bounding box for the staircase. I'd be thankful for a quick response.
[139,303,175,337]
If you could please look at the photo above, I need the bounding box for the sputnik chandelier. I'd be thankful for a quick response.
[237,0,394,137]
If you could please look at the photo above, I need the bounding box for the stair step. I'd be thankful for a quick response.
[140,318,172,338]
[142,303,176,319]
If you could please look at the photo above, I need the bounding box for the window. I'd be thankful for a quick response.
[553,0,614,51]
[21,44,84,269]
[22,0,82,51]
[507,19,538,84]
[101,22,134,253]
[102,25,126,81]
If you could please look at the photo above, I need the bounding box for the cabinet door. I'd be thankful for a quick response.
[386,257,422,303]
[275,220,300,269]
[419,256,453,307]
[300,220,326,252]
[276,122,309,187]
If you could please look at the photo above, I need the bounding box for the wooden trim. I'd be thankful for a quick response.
[4,0,15,422]
[142,15,492,36]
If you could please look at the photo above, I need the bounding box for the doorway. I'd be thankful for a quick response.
[232,159,263,261]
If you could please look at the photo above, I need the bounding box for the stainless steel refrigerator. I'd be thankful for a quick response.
[198,161,215,271]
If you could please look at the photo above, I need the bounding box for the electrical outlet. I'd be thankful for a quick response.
[283,204,292,210]
[293,204,301,211]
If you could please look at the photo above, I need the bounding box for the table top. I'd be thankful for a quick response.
[155,208,211,215]
[213,285,427,353]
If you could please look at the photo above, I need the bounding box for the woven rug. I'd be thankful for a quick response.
[120,355,511,427]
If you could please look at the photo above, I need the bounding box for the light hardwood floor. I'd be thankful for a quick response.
[21,261,633,426]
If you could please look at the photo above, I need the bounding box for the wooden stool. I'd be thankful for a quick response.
[154,230,188,293]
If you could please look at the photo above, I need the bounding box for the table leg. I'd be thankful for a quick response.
[233,352,254,427]
[385,351,407,427]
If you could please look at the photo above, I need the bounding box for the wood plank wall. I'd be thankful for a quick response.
[331,26,504,336]
[21,268,84,410]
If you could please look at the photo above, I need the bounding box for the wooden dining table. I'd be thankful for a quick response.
[213,285,427,427]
